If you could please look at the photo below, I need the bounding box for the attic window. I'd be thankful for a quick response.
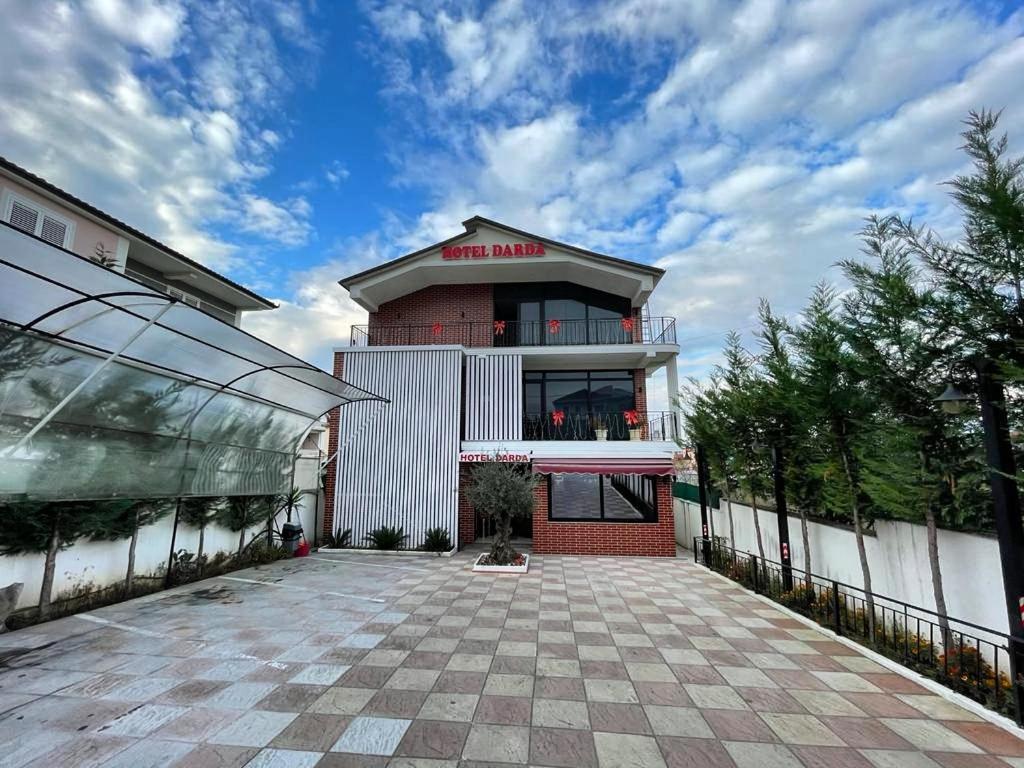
[3,192,75,249]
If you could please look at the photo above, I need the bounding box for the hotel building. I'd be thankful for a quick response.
[325,217,681,557]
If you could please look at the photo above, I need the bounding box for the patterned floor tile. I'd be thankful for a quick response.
[593,731,667,768]
[461,723,530,763]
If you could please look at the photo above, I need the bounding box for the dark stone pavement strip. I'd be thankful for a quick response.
[0,549,1022,766]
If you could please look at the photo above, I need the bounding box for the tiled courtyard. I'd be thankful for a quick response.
[2,549,1024,768]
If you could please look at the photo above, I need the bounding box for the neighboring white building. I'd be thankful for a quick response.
[0,156,275,325]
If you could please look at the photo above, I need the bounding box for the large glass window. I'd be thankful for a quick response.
[524,370,635,440]
[494,282,632,346]
[548,473,658,522]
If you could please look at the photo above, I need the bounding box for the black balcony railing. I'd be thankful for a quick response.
[522,411,680,441]
[349,316,677,347]
[695,538,1024,724]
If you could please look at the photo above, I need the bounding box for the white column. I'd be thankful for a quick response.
[665,357,680,441]
[666,356,680,411]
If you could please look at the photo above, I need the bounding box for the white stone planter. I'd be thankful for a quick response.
[594,429,608,441]
[629,428,642,440]
[472,553,530,574]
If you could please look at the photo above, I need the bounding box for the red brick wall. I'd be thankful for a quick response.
[369,284,494,347]
[458,464,476,547]
[322,351,344,539]
[531,475,675,557]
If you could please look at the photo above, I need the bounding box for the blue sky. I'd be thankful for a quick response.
[2,0,1024,390]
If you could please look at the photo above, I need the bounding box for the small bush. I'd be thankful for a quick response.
[239,540,290,565]
[423,527,451,553]
[167,549,207,586]
[323,528,352,548]
[365,525,408,550]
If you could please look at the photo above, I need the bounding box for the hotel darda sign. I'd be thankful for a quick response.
[442,242,546,260]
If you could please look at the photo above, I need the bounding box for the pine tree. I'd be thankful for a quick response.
[0,501,124,618]
[716,332,769,561]
[840,215,973,643]
[179,497,223,566]
[90,499,174,593]
[755,300,819,586]
[793,283,878,635]
[217,496,268,554]
[682,375,738,546]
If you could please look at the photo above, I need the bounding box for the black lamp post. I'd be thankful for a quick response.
[936,356,1024,718]
[696,443,712,565]
[753,438,794,591]
[770,443,794,592]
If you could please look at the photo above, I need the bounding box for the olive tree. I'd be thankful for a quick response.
[466,461,535,565]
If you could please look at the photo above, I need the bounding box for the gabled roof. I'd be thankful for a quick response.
[340,215,664,289]
[0,155,275,310]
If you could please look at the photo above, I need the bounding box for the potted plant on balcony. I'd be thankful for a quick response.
[624,409,642,440]
[591,414,608,441]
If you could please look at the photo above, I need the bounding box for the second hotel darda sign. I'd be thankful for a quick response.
[442,242,546,260]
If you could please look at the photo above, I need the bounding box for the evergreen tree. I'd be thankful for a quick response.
[792,283,879,634]
[716,332,770,560]
[755,299,819,586]
[217,495,267,554]
[178,496,223,565]
[0,501,123,618]
[840,215,976,642]
[682,375,738,546]
[90,499,174,593]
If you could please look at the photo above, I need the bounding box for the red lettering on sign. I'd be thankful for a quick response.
[443,242,546,260]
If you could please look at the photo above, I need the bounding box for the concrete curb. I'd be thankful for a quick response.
[315,547,456,558]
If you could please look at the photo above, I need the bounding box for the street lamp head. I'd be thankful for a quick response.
[934,382,971,415]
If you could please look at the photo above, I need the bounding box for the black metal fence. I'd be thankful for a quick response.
[694,537,1024,724]
[522,411,680,441]
[350,316,678,347]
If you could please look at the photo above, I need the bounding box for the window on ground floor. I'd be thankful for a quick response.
[548,473,658,522]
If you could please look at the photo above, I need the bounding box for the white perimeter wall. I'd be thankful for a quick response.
[675,498,1009,637]
[3,454,321,612]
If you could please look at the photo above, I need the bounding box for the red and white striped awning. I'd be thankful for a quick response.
[532,458,674,476]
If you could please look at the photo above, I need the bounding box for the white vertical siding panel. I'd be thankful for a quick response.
[335,349,461,549]
[464,354,522,441]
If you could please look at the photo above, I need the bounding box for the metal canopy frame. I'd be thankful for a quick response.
[0,222,387,502]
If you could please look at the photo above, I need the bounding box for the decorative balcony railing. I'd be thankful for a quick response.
[349,316,677,347]
[522,411,681,441]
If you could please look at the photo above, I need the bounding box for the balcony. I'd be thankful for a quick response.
[350,316,677,347]
[522,411,680,441]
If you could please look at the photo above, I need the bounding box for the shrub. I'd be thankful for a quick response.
[365,525,408,550]
[423,527,451,553]
[239,540,290,565]
[323,529,352,549]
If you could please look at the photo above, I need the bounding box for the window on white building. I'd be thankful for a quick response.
[2,192,75,250]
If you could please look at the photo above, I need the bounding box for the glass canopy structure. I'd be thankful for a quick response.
[0,223,386,502]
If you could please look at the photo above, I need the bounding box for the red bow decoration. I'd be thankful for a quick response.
[548,319,561,334]
[624,409,640,426]
[551,409,565,426]
[431,322,443,336]
[494,320,506,335]
[621,316,635,332]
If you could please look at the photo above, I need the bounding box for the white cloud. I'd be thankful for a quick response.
[238,195,313,247]
[657,211,707,246]
[83,0,186,58]
[0,1,318,271]
[242,233,398,368]
[325,160,350,187]
[353,0,1024,385]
